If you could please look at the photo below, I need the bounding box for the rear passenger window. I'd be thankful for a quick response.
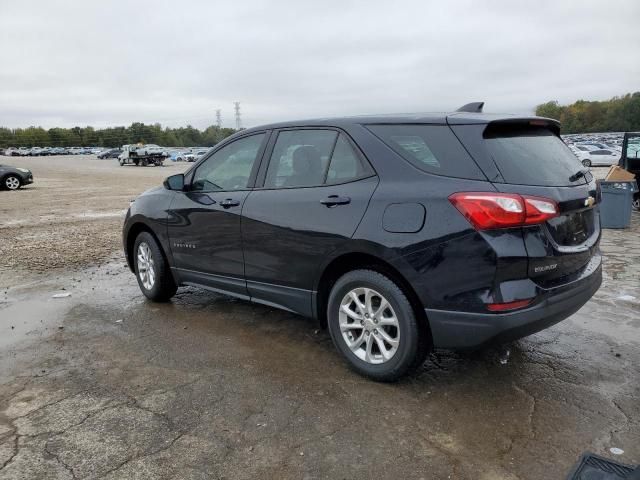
[367,124,485,180]
[326,134,372,184]
[265,130,337,188]
[264,130,374,188]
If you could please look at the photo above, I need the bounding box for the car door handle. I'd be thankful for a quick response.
[320,195,351,207]
[219,198,240,208]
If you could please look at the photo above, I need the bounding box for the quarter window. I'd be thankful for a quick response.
[191,133,265,191]
[367,124,485,180]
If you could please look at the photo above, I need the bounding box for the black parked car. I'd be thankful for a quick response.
[0,164,33,190]
[97,148,122,159]
[123,104,602,381]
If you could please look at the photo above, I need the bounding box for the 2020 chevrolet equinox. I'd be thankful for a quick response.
[123,104,602,381]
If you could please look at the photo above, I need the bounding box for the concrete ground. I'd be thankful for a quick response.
[0,156,638,479]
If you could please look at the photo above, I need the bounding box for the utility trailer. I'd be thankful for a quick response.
[118,144,168,167]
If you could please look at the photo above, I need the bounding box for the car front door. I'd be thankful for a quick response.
[167,132,268,298]
[241,128,378,316]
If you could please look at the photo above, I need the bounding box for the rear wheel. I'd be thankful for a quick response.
[133,232,177,302]
[581,158,591,167]
[4,175,21,190]
[327,269,428,381]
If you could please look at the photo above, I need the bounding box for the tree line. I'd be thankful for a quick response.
[535,92,640,133]
[3,92,638,148]
[0,123,238,148]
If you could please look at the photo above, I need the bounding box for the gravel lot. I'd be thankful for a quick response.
[0,156,190,283]
[0,156,638,479]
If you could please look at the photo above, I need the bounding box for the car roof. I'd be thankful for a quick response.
[238,112,560,134]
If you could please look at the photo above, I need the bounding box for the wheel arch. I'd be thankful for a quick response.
[125,222,169,274]
[315,251,432,347]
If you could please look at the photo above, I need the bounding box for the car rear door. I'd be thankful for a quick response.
[450,120,601,285]
[241,128,378,316]
[166,132,268,298]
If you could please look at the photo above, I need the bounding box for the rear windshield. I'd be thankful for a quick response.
[366,124,485,180]
[483,124,585,186]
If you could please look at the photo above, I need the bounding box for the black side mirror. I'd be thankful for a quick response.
[164,173,185,191]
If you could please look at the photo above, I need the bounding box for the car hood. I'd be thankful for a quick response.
[138,185,166,198]
[1,165,30,173]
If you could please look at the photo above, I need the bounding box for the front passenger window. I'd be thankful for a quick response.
[191,133,265,191]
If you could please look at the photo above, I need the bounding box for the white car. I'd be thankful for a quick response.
[586,149,620,167]
[572,149,592,167]
[136,144,167,156]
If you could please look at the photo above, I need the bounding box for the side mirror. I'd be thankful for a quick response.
[164,173,185,191]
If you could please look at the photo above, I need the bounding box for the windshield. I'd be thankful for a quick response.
[483,124,586,186]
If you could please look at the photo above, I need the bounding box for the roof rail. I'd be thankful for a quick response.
[456,102,484,113]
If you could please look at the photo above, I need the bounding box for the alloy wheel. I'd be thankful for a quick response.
[339,287,400,364]
[5,176,20,190]
[137,242,156,290]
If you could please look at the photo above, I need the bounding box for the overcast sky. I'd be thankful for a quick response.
[1,0,639,129]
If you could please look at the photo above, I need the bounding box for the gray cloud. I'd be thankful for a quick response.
[1,0,639,128]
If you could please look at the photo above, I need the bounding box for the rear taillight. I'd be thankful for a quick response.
[487,299,533,312]
[449,192,558,230]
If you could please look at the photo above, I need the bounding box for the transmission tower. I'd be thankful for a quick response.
[234,102,242,130]
[215,109,222,128]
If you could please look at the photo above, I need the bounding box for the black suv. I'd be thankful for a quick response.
[123,105,602,381]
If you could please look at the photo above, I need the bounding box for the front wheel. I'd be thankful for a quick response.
[327,269,429,381]
[133,232,177,302]
[3,175,21,190]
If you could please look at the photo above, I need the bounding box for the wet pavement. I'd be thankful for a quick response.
[1,214,639,479]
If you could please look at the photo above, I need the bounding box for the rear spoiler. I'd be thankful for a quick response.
[484,118,561,136]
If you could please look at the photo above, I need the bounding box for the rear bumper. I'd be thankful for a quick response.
[426,255,602,349]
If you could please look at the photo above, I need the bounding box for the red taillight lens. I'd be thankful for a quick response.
[449,192,558,230]
[487,299,533,312]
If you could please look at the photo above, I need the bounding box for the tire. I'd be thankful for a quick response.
[3,174,21,190]
[133,232,177,302]
[581,159,591,168]
[327,269,428,382]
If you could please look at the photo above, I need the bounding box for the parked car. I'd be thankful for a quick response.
[123,106,602,381]
[28,147,43,156]
[68,147,83,155]
[0,163,34,190]
[3,148,19,156]
[194,150,208,160]
[169,151,187,162]
[97,148,122,159]
[586,149,620,166]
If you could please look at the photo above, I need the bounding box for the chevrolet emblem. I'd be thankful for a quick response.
[584,196,595,208]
